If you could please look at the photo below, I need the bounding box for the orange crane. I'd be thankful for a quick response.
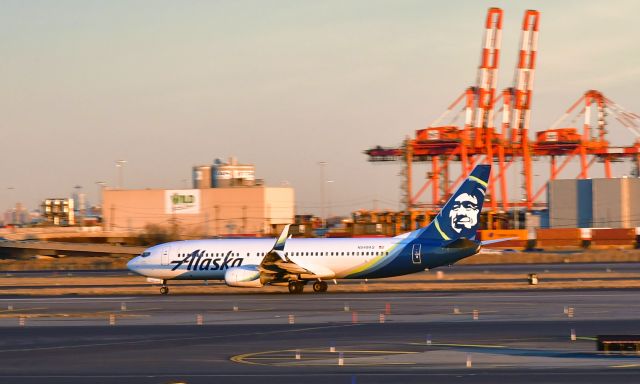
[403,7,504,209]
[531,90,640,204]
[365,7,640,217]
[365,7,510,210]
[499,9,540,210]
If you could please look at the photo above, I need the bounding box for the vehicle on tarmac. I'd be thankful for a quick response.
[128,165,505,294]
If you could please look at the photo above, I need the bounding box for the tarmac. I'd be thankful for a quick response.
[2,262,640,296]
[0,289,639,383]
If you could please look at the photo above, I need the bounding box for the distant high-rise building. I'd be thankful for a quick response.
[41,198,75,226]
[3,203,30,226]
[193,157,260,189]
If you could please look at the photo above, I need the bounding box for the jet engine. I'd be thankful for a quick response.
[224,265,263,288]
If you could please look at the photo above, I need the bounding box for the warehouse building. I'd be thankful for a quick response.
[102,158,294,236]
[548,178,640,228]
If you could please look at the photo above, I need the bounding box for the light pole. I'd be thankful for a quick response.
[318,161,327,226]
[95,181,106,207]
[115,160,127,189]
[7,187,15,206]
[327,180,335,219]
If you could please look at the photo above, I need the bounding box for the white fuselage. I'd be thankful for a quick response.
[128,237,406,281]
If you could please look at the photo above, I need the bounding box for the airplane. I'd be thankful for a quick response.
[128,164,504,294]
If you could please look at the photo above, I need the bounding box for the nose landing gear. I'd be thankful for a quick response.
[160,280,169,295]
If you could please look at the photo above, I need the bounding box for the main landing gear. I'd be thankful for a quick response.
[160,280,169,295]
[288,281,305,294]
[312,280,328,293]
[287,280,328,294]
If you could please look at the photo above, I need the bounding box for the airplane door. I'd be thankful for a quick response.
[161,248,170,266]
[411,244,422,264]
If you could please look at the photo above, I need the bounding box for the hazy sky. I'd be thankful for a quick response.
[1,0,639,216]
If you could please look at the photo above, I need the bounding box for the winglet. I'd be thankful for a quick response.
[273,224,290,252]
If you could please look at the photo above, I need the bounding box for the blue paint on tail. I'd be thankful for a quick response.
[413,165,490,242]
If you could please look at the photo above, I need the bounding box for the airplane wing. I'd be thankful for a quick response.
[259,225,335,280]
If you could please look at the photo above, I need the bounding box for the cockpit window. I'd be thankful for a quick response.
[141,252,151,258]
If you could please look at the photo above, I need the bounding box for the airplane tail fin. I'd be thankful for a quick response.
[413,165,490,242]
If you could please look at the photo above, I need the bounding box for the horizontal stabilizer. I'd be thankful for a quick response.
[480,237,518,246]
[443,238,479,249]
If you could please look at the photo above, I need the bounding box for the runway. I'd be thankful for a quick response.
[2,262,640,296]
[4,262,640,277]
[0,290,639,383]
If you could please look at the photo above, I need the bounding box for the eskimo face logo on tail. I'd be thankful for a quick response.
[449,193,479,233]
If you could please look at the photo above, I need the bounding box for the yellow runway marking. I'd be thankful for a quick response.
[232,348,419,366]
[611,364,640,368]
[408,342,505,348]
[95,307,162,314]
[0,307,47,313]
[276,362,416,366]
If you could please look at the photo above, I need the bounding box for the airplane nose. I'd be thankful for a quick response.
[127,257,140,273]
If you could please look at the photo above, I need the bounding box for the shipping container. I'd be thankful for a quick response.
[591,228,635,240]
[536,228,582,248]
[479,229,528,240]
[536,228,582,240]
[536,239,583,248]
[590,239,635,246]
[478,229,528,249]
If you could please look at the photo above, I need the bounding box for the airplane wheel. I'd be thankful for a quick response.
[313,281,328,293]
[160,286,169,295]
[288,281,304,294]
